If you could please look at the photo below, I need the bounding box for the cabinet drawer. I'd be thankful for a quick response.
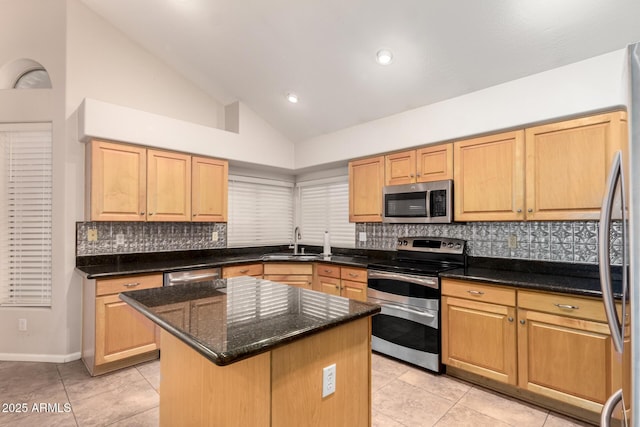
[442,279,516,306]
[340,267,367,283]
[96,274,163,296]
[263,263,313,276]
[518,290,609,322]
[222,263,264,278]
[316,263,340,279]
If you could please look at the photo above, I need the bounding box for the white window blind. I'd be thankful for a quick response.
[0,123,52,307]
[227,175,294,247]
[297,177,355,248]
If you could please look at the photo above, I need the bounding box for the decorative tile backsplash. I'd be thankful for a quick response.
[76,222,227,256]
[355,221,622,265]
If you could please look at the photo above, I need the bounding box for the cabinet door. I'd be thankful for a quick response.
[453,131,525,221]
[441,296,517,385]
[192,156,228,222]
[95,294,159,365]
[416,143,453,182]
[517,309,612,412]
[348,156,385,222]
[385,150,416,185]
[341,279,366,302]
[190,296,226,347]
[88,140,146,221]
[147,149,192,221]
[315,275,341,296]
[525,111,626,220]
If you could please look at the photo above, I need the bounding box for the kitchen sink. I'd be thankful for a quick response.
[261,253,322,261]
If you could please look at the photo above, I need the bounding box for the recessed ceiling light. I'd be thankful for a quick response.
[376,49,393,65]
[286,93,299,103]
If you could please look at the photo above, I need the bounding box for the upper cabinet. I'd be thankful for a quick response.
[454,110,627,222]
[349,156,385,222]
[192,156,228,222]
[86,140,228,222]
[87,140,147,221]
[384,144,453,186]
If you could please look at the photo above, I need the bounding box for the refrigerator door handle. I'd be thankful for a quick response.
[601,388,625,427]
[598,150,625,353]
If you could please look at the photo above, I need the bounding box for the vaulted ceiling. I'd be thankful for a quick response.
[81,0,640,143]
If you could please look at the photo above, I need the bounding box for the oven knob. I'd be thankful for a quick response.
[397,239,402,246]
[403,240,409,246]
[447,243,454,248]
[455,243,461,249]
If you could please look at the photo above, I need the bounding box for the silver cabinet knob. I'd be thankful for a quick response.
[528,208,533,213]
[517,209,522,213]
[507,317,514,322]
[520,319,526,325]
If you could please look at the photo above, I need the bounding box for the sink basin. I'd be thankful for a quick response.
[262,253,322,261]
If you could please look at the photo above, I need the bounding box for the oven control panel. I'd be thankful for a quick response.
[396,237,465,255]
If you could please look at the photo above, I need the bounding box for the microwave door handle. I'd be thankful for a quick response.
[425,189,431,218]
[598,150,624,353]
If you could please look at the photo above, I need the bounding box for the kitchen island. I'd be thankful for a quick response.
[120,276,380,427]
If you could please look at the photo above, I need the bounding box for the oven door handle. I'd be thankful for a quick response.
[383,303,435,318]
[167,272,220,284]
[367,270,438,288]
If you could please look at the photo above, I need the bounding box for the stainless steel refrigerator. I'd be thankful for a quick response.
[599,42,640,427]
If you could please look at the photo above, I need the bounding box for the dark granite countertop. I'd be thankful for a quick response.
[119,277,380,366]
[441,257,622,298]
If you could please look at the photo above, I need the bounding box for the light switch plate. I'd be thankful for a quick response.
[211,231,219,241]
[322,363,336,398]
[115,233,125,246]
[507,234,517,249]
[87,229,98,242]
[358,232,367,242]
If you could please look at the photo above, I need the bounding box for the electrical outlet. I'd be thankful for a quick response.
[115,233,125,246]
[508,234,517,249]
[322,363,336,398]
[18,318,27,331]
[211,231,219,241]
[87,229,98,242]
[358,232,367,242]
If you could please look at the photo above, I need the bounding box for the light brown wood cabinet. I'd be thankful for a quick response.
[442,278,628,414]
[263,263,313,289]
[385,144,453,186]
[441,279,517,385]
[348,156,385,222]
[86,139,228,222]
[313,264,367,302]
[453,111,627,221]
[82,273,162,376]
[222,263,264,278]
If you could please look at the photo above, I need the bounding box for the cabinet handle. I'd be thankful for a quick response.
[239,269,249,274]
[554,303,579,310]
[517,209,522,213]
[467,290,484,295]
[323,269,333,274]
[416,173,421,177]
[528,208,533,213]
[348,273,359,278]
[409,174,414,178]
[508,317,514,322]
[149,212,154,216]
[193,213,197,217]
[520,319,526,325]
[140,212,145,215]
[335,285,340,290]
[123,282,140,288]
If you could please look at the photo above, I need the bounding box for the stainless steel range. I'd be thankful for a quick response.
[367,236,466,373]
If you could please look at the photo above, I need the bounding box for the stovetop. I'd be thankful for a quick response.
[368,236,467,276]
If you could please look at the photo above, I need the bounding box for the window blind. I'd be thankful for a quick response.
[0,123,52,307]
[227,175,294,247]
[297,177,355,248]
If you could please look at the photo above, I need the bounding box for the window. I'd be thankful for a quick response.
[297,177,355,248]
[227,175,294,247]
[0,123,52,306]
[13,69,51,89]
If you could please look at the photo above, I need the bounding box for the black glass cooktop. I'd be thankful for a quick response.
[368,259,462,276]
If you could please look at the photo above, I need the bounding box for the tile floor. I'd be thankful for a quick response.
[0,354,594,427]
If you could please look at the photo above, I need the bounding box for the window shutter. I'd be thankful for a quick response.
[0,123,52,307]
[227,175,294,247]
[297,177,355,248]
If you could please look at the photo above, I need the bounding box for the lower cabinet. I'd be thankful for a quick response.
[313,264,368,302]
[441,278,627,415]
[83,273,162,376]
[263,263,313,289]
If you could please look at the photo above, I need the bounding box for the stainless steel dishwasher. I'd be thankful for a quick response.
[163,267,223,287]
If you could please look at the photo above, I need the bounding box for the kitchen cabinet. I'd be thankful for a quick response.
[263,263,313,289]
[82,273,161,376]
[223,263,264,278]
[192,156,228,222]
[453,111,627,221]
[348,156,385,222]
[384,144,453,186]
[86,139,147,221]
[147,149,192,221]
[313,264,368,302]
[441,279,517,385]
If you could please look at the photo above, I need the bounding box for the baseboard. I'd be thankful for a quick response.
[0,352,81,363]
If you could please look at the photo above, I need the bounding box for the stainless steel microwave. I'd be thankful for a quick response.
[382,180,453,223]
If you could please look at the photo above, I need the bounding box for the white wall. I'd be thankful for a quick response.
[294,49,628,170]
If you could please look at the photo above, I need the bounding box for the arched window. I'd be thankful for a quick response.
[13,68,51,89]
[0,58,52,89]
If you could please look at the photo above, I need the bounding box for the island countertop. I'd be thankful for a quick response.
[120,276,381,366]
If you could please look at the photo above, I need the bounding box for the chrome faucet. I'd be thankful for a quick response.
[293,226,302,254]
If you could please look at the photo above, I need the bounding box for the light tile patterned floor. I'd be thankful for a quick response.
[0,354,595,426]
